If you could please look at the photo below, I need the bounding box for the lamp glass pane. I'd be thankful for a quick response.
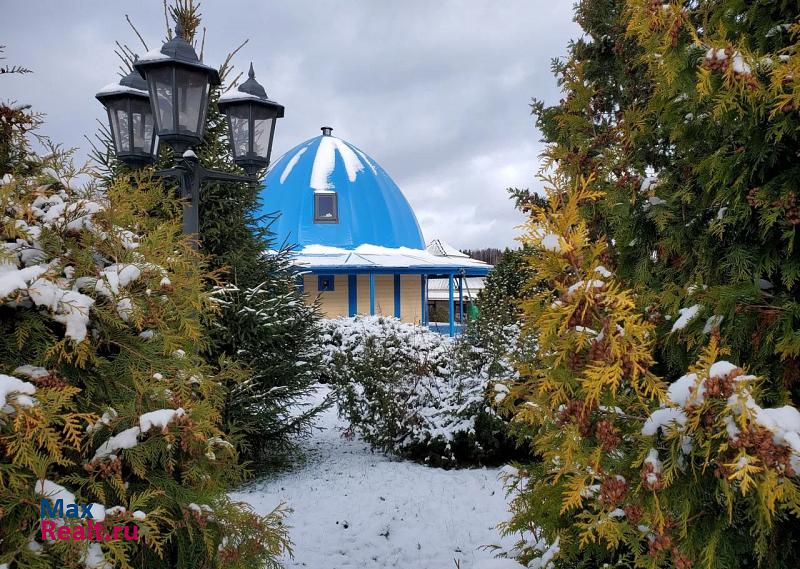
[130,98,154,154]
[226,104,250,158]
[148,67,174,132]
[108,99,130,152]
[253,115,275,159]
[175,67,208,135]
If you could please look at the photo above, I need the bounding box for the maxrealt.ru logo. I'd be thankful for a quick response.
[40,499,139,541]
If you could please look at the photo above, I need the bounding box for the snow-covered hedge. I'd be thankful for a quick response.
[321,315,520,467]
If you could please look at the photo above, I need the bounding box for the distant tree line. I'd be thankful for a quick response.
[460,247,506,265]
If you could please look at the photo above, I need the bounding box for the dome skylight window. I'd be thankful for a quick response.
[314,191,338,223]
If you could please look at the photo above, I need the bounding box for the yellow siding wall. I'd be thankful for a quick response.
[400,275,421,323]
[303,274,349,318]
[355,275,392,316]
[375,276,394,316]
[304,273,422,324]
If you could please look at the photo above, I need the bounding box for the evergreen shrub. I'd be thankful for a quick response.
[0,105,289,569]
[322,315,523,467]
[499,175,800,569]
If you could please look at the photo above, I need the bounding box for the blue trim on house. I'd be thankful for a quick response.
[348,274,357,316]
[421,275,427,325]
[295,266,490,276]
[394,274,401,318]
[369,274,376,315]
[448,274,455,337]
[458,276,464,325]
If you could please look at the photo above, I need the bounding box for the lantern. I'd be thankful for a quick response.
[217,63,285,176]
[134,24,220,154]
[95,63,158,167]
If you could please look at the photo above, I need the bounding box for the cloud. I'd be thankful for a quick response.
[2,0,578,249]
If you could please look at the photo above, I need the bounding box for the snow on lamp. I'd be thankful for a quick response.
[217,63,285,176]
[133,24,220,154]
[95,62,158,168]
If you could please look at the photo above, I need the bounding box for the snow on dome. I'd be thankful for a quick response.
[258,130,425,250]
[280,145,309,184]
[310,135,364,189]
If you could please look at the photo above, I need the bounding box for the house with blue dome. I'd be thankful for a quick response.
[257,127,490,335]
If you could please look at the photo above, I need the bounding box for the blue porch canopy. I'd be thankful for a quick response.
[292,243,490,336]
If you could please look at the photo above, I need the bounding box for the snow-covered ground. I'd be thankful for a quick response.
[231,386,518,569]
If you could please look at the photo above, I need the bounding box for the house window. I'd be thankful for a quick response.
[318,275,335,292]
[314,192,338,223]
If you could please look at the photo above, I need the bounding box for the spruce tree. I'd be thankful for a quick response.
[461,246,539,383]
[194,51,324,469]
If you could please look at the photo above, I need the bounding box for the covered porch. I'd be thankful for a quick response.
[293,244,491,336]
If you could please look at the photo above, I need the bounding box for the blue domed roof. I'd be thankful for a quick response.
[257,130,425,250]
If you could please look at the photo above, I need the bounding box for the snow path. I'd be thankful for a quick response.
[231,386,516,569]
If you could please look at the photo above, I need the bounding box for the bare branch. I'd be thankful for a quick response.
[199,26,206,61]
[122,43,137,60]
[114,41,137,74]
[125,14,149,51]
[219,38,249,83]
[0,66,33,75]
[223,72,244,93]
[163,0,172,39]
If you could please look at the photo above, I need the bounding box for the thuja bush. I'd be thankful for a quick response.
[498,176,800,569]
[531,0,800,405]
[0,107,289,568]
[322,315,521,467]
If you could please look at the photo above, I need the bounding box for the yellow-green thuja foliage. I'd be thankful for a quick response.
[0,108,289,568]
[617,2,800,396]
[500,175,800,569]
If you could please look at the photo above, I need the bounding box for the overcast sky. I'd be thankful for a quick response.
[2,1,578,249]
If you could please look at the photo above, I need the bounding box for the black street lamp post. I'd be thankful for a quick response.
[96,24,283,241]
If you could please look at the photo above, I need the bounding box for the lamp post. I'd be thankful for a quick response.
[96,24,283,242]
